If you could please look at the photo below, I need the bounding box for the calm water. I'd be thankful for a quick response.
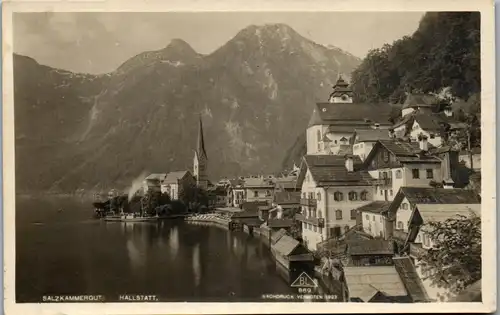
[16,196,297,302]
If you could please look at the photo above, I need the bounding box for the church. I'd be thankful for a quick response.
[306,76,394,156]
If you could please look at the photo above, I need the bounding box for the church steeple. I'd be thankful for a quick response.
[328,75,353,103]
[193,115,208,190]
[197,116,208,160]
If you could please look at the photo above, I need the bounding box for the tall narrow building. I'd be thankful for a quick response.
[193,116,208,190]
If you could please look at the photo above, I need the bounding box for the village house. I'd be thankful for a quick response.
[272,191,301,218]
[386,186,480,245]
[273,175,298,193]
[143,173,166,193]
[243,177,275,204]
[226,179,245,208]
[351,129,392,161]
[306,77,393,156]
[207,185,228,208]
[296,154,374,250]
[392,93,466,147]
[355,201,392,239]
[161,170,195,200]
[382,186,480,302]
[345,239,395,267]
[362,137,443,202]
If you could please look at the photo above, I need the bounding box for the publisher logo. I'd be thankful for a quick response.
[291,272,318,293]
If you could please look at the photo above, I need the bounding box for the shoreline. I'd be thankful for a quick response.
[185,214,231,230]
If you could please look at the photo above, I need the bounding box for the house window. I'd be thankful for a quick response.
[313,225,317,232]
[335,210,343,220]
[309,192,314,199]
[401,203,408,210]
[319,227,323,234]
[372,215,375,221]
[317,192,321,201]
[397,221,404,229]
[350,210,357,220]
[382,150,389,162]
[254,191,258,198]
[302,193,306,199]
[348,191,358,201]
[334,191,343,201]
[430,134,435,139]
[360,191,368,201]
[380,189,383,196]
[317,130,321,142]
[334,140,338,144]
[412,169,420,179]
[395,170,402,179]
[365,214,369,220]
[344,225,350,233]
[390,189,393,196]
[426,169,433,179]
[266,190,271,197]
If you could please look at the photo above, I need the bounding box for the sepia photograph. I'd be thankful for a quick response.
[2,0,496,314]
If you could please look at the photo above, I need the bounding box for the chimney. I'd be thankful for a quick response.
[418,134,429,152]
[345,155,354,172]
[388,128,395,139]
[443,179,455,189]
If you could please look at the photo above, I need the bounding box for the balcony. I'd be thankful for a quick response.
[295,213,325,227]
[300,198,317,207]
[373,177,393,186]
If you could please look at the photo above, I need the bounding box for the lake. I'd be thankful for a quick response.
[15,196,301,302]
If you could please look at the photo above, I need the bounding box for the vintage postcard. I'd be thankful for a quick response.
[2,0,496,314]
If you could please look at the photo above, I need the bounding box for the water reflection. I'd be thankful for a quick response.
[169,225,179,261]
[192,244,201,287]
[123,223,147,273]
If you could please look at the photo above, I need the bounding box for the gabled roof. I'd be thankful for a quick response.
[414,204,481,223]
[145,173,167,181]
[299,155,373,187]
[273,191,301,204]
[273,234,300,256]
[271,228,288,244]
[267,218,294,228]
[163,170,191,184]
[388,187,481,217]
[243,177,275,188]
[344,266,408,301]
[347,239,394,256]
[400,187,481,205]
[393,256,430,302]
[363,140,441,166]
[308,102,393,127]
[240,201,269,212]
[354,201,391,214]
[354,129,392,142]
[402,93,439,110]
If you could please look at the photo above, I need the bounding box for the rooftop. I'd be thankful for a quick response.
[400,187,481,205]
[273,234,300,256]
[145,173,167,181]
[354,129,392,142]
[301,155,373,187]
[163,170,191,184]
[243,177,275,188]
[344,266,408,301]
[415,204,481,223]
[354,201,391,214]
[401,93,440,110]
[393,256,430,302]
[308,102,393,128]
[347,239,394,256]
[273,191,301,204]
[267,218,295,228]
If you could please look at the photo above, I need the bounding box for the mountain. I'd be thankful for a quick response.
[14,23,360,193]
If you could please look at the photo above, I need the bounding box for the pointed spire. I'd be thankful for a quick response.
[197,115,208,160]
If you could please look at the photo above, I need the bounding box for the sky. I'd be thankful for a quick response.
[14,12,425,74]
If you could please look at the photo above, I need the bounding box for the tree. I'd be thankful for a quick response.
[350,12,480,104]
[417,213,481,298]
